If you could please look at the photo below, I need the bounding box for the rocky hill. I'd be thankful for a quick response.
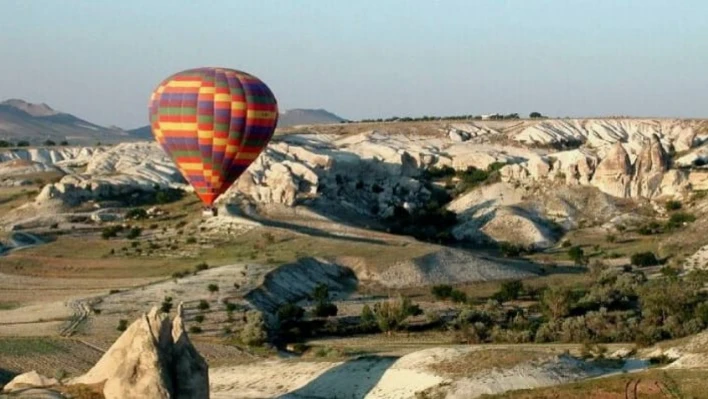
[3,117,708,249]
[0,99,146,145]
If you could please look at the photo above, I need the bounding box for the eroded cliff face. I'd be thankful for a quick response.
[501,135,689,200]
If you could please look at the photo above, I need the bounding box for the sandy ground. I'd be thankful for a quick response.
[209,346,642,399]
[0,272,153,337]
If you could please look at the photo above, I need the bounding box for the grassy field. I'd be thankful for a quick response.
[0,221,433,279]
[483,369,707,399]
[0,337,101,384]
[428,349,551,377]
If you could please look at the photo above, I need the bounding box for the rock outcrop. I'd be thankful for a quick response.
[590,142,633,198]
[1,370,58,393]
[631,134,670,198]
[2,305,209,399]
[73,304,208,399]
[502,136,688,200]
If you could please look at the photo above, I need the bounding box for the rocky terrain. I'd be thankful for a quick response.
[3,117,708,398]
[3,118,706,248]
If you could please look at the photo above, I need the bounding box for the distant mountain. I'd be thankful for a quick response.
[128,108,347,138]
[0,99,145,146]
[277,109,346,128]
[128,125,154,140]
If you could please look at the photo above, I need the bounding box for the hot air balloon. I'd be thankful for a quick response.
[148,67,278,216]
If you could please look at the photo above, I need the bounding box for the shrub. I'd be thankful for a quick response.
[194,315,205,323]
[189,326,202,334]
[666,212,696,230]
[494,280,524,302]
[125,208,148,220]
[605,234,617,243]
[194,262,209,273]
[225,303,238,312]
[197,300,210,310]
[450,290,467,304]
[561,240,572,248]
[631,252,660,267]
[160,297,173,313]
[665,200,682,211]
[208,284,219,293]
[0,140,11,147]
[360,304,377,329]
[638,220,663,235]
[59,140,69,146]
[171,270,189,279]
[372,295,421,334]
[126,227,142,240]
[542,287,572,320]
[313,302,338,318]
[101,225,124,239]
[117,319,128,332]
[277,303,305,323]
[660,267,680,280]
[431,284,453,300]
[240,310,267,346]
[371,183,384,194]
[499,242,526,257]
[567,246,586,265]
[16,140,30,147]
[424,165,456,179]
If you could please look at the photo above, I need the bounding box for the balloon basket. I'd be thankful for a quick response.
[202,207,218,218]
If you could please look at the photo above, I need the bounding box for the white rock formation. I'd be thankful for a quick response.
[513,119,700,155]
[590,142,633,198]
[502,134,689,200]
[2,370,58,393]
[72,304,208,399]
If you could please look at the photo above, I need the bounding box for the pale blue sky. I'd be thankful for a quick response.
[1,0,707,128]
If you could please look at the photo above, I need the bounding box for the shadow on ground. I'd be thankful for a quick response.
[279,356,398,399]
[223,203,388,246]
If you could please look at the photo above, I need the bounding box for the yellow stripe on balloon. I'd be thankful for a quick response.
[179,163,204,171]
[231,102,246,110]
[213,138,228,146]
[214,93,231,102]
[200,87,216,94]
[158,122,198,131]
[167,81,203,88]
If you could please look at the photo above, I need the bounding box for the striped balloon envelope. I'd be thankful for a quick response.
[149,67,278,207]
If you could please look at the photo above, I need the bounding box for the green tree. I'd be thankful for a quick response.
[542,287,572,320]
[567,246,586,265]
[431,284,453,300]
[631,252,660,267]
[494,280,524,302]
[240,310,268,346]
[360,304,376,329]
[372,295,421,335]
